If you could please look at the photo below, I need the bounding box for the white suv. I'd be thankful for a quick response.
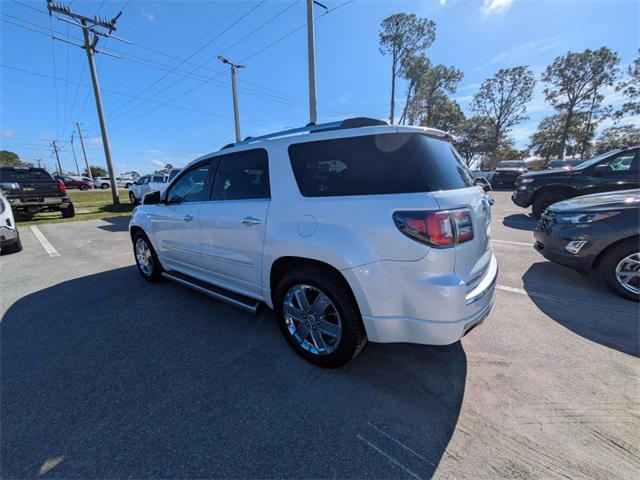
[128,174,167,204]
[129,118,497,367]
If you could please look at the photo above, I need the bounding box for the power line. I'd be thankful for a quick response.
[49,13,60,140]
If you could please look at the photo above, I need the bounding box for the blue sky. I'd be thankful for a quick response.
[1,0,638,175]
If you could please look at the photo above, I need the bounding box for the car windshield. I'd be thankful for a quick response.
[574,150,619,170]
[497,161,526,168]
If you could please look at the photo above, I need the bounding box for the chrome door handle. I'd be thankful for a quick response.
[241,216,261,226]
[183,214,194,222]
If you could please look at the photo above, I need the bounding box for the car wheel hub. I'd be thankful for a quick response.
[615,252,640,295]
[283,284,342,356]
[135,238,153,276]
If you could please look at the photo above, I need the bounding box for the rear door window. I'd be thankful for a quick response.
[288,133,474,197]
[211,149,270,200]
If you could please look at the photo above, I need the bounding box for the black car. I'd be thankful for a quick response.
[491,160,528,189]
[533,189,639,301]
[513,147,640,218]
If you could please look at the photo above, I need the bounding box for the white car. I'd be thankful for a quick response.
[128,174,167,204]
[94,176,135,189]
[0,190,21,254]
[129,118,497,367]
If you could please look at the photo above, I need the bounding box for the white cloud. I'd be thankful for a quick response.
[150,159,165,167]
[439,0,447,6]
[143,12,155,23]
[1,129,17,138]
[486,35,564,67]
[483,0,513,15]
[86,137,102,147]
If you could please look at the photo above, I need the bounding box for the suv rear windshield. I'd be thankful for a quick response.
[288,133,473,197]
[0,168,53,181]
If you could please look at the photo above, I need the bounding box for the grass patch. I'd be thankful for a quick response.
[16,189,134,226]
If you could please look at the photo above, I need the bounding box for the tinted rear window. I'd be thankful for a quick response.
[0,168,53,181]
[288,133,473,197]
[498,161,526,168]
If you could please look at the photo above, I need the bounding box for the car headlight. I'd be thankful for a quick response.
[520,178,534,184]
[556,212,620,224]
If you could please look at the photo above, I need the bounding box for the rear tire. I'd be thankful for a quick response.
[80,185,89,191]
[598,239,640,302]
[532,191,563,218]
[101,183,109,189]
[1,233,22,254]
[61,203,75,218]
[133,231,162,282]
[274,265,367,368]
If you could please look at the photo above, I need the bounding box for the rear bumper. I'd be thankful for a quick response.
[8,197,71,209]
[344,253,498,345]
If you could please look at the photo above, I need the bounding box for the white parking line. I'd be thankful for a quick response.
[492,239,532,247]
[356,435,422,480]
[30,226,60,258]
[496,284,635,317]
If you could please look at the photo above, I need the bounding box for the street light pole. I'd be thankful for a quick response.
[306,0,327,125]
[217,55,245,142]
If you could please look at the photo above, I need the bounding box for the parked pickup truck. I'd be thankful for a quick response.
[0,167,75,220]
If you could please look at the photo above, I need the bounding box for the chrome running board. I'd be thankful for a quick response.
[161,271,260,314]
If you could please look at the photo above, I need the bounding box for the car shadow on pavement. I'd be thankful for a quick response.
[503,213,537,231]
[97,215,131,232]
[1,266,466,479]
[522,262,639,356]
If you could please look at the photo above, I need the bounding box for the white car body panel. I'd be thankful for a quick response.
[130,124,497,345]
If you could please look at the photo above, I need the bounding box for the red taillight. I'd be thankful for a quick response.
[393,209,473,248]
[58,181,66,194]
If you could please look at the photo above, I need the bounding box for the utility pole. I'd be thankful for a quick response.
[47,0,125,204]
[217,55,245,142]
[76,122,93,183]
[306,1,327,125]
[51,140,63,176]
[70,134,80,175]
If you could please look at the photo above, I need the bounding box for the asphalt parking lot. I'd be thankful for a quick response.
[1,191,638,479]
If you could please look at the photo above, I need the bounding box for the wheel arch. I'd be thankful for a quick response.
[530,185,575,204]
[592,234,640,271]
[269,256,358,309]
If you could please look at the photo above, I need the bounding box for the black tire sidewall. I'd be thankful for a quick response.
[532,192,562,218]
[274,268,362,368]
[599,240,639,302]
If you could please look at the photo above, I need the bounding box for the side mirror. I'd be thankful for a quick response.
[143,190,161,205]
[474,177,492,192]
[594,164,610,176]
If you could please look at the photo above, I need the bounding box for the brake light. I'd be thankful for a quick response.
[393,209,474,247]
[58,181,66,194]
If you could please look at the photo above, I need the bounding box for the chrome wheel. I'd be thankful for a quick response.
[283,284,342,355]
[615,252,640,295]
[135,237,153,276]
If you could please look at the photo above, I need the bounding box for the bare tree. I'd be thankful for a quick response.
[472,66,536,157]
[542,47,620,158]
[379,13,435,124]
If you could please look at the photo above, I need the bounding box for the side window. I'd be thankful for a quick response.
[212,149,270,200]
[608,153,637,172]
[167,162,211,203]
[152,175,165,183]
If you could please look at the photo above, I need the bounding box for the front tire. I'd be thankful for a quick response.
[101,183,109,189]
[129,191,139,205]
[274,265,367,368]
[80,184,89,191]
[532,191,563,218]
[598,239,640,302]
[133,231,162,282]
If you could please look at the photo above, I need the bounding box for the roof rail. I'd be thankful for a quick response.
[221,117,389,150]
